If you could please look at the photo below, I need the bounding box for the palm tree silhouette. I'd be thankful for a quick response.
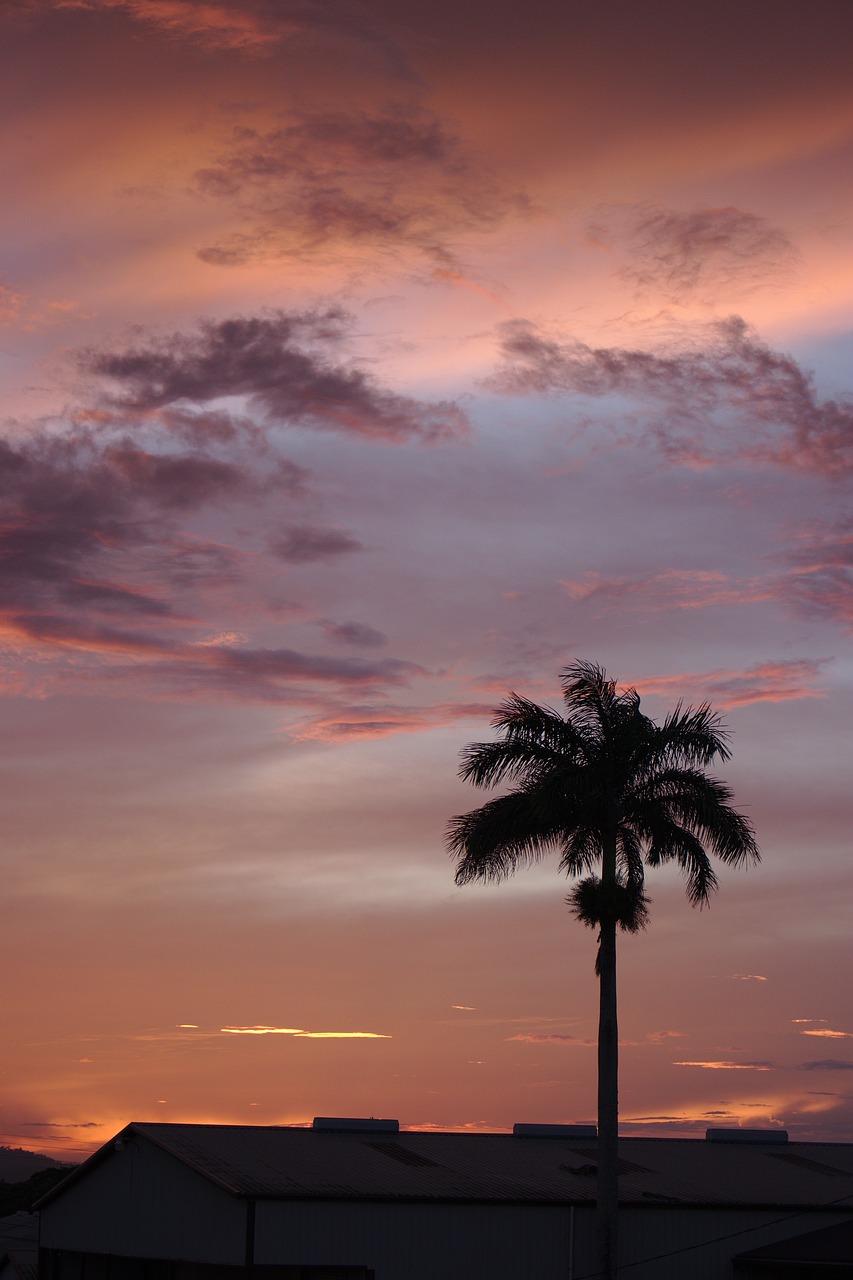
[446,661,760,1280]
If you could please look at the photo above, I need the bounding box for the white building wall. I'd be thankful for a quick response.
[39,1136,246,1264]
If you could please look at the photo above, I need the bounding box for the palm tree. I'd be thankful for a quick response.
[446,661,759,1280]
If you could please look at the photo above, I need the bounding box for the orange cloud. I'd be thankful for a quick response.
[801,1029,853,1039]
[293,701,495,742]
[220,1026,390,1038]
[673,1061,774,1070]
[508,1033,595,1046]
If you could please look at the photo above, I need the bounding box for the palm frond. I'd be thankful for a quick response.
[446,791,563,884]
[458,738,559,789]
[653,703,732,766]
[558,825,602,877]
[616,826,645,888]
[639,809,719,905]
[630,771,760,870]
[559,660,627,738]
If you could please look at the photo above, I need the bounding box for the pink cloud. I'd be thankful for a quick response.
[561,568,775,612]
[629,660,828,708]
[293,701,496,742]
[54,0,297,52]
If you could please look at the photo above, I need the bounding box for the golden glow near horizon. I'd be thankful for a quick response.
[2,0,853,1160]
[220,1027,391,1038]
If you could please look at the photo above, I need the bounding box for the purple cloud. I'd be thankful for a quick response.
[782,519,853,630]
[798,1060,853,1071]
[85,310,467,443]
[270,526,363,564]
[318,620,386,648]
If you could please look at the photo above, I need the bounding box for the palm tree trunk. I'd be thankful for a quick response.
[596,825,619,1280]
[597,915,618,1280]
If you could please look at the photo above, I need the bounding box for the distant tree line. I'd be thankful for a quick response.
[0,1166,75,1216]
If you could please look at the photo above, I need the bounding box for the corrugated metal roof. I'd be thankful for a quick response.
[104,1124,853,1210]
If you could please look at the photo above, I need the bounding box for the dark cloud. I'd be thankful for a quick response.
[270,526,364,563]
[0,425,267,650]
[85,310,467,443]
[0,410,426,703]
[798,1060,853,1071]
[194,106,528,268]
[0,422,285,623]
[207,645,419,688]
[490,315,853,473]
[318,619,386,648]
[588,204,797,301]
[82,643,424,703]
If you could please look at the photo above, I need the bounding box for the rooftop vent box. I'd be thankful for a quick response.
[312,1117,400,1134]
[705,1128,788,1144]
[513,1124,597,1139]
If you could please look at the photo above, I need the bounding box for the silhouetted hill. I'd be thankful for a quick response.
[0,1146,73,1182]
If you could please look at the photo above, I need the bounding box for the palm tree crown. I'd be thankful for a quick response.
[447,660,759,936]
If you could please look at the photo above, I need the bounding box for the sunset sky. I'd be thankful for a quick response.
[3,0,853,1162]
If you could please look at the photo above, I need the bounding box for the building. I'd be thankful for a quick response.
[37,1120,853,1279]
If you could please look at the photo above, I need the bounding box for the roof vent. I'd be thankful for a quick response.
[312,1117,400,1134]
[705,1128,788,1144]
[513,1123,597,1139]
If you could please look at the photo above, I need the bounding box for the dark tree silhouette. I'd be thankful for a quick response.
[446,661,760,1280]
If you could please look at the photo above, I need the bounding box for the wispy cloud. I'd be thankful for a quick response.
[673,1061,774,1070]
[220,1025,390,1038]
[292,700,495,742]
[782,519,853,631]
[194,106,528,270]
[798,1060,853,1071]
[561,569,775,614]
[632,661,828,708]
[588,203,797,302]
[489,315,853,474]
[729,974,768,982]
[507,1033,596,1046]
[801,1029,853,1039]
[317,620,386,649]
[55,0,291,52]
